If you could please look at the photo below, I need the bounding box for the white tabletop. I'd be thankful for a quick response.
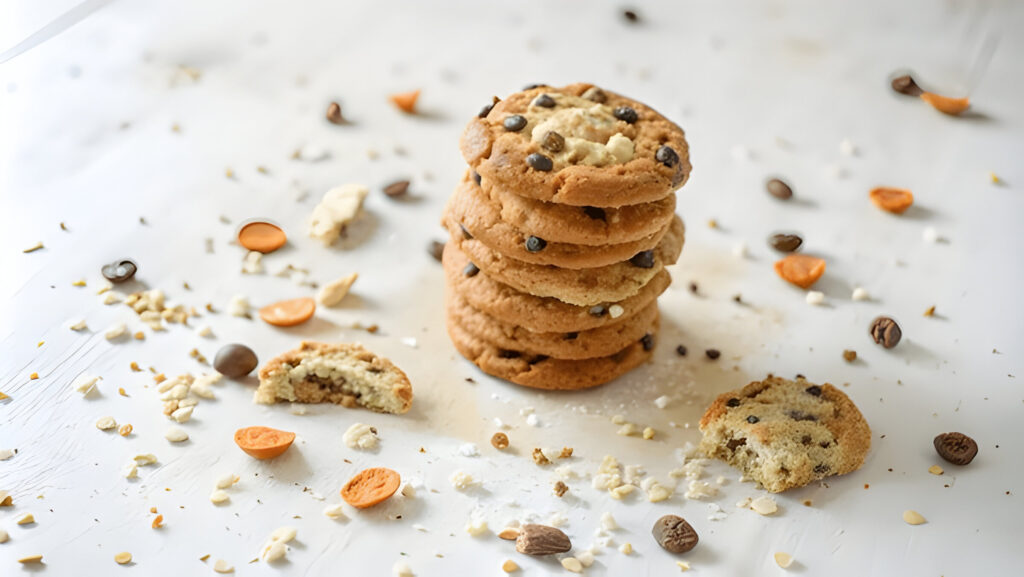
[1,1,1022,575]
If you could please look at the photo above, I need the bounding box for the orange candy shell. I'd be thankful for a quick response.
[341,467,401,509]
[238,221,287,253]
[920,92,970,116]
[869,187,914,214]
[259,297,316,327]
[390,90,420,114]
[774,254,826,289]
[234,426,296,460]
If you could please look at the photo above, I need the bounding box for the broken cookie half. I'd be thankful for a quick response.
[256,342,412,414]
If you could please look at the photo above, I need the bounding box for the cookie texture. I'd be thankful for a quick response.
[446,174,668,269]
[446,313,655,390]
[256,342,412,414]
[461,83,691,207]
[443,242,671,333]
[446,214,684,306]
[698,375,871,493]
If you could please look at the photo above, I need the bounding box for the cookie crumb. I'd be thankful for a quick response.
[902,510,926,525]
[114,552,132,565]
[928,465,944,475]
[491,432,509,450]
[774,552,793,568]
[553,481,568,497]
[923,305,936,317]
[22,242,44,253]
[842,349,857,362]
[532,448,551,465]
[502,559,520,572]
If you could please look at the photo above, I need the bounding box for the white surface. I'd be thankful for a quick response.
[2,1,1023,575]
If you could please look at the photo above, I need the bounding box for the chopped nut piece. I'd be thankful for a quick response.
[677,560,691,572]
[928,465,944,475]
[750,496,778,515]
[642,427,655,440]
[465,518,489,536]
[449,470,474,490]
[105,323,128,340]
[843,349,857,362]
[114,552,132,565]
[23,241,44,253]
[215,473,240,489]
[73,374,101,396]
[498,528,520,540]
[558,447,573,459]
[210,490,230,504]
[317,273,358,306]
[502,559,520,573]
[532,448,551,465]
[561,557,584,572]
[342,423,379,450]
[902,510,926,525]
[553,481,568,497]
[72,279,87,287]
[774,552,793,568]
[122,462,139,479]
[0,529,8,543]
[29,372,39,380]
[491,432,510,450]
[923,305,936,317]
[213,559,234,573]
[323,503,346,520]
[118,423,133,436]
[130,362,141,372]
[152,514,164,529]
[619,542,633,555]
[17,512,35,524]
[165,427,189,443]
[0,490,12,506]
[96,416,117,430]
[70,319,88,331]
[18,554,44,564]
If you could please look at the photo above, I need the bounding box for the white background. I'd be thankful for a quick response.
[1,1,1022,575]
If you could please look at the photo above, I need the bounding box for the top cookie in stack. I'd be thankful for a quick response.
[443,83,691,390]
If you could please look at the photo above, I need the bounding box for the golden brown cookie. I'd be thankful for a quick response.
[446,313,656,390]
[446,174,669,269]
[461,83,691,207]
[446,289,659,360]
[442,242,671,333]
[446,214,684,306]
[698,375,871,492]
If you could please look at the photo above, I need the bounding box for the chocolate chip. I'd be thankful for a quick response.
[522,83,548,90]
[498,350,521,359]
[589,305,607,317]
[564,332,578,340]
[471,171,482,185]
[769,233,803,252]
[540,131,565,153]
[383,180,410,197]
[459,224,473,240]
[801,435,813,446]
[526,153,553,171]
[525,236,547,252]
[891,74,924,97]
[655,145,679,167]
[726,398,740,407]
[214,344,258,378]
[747,415,759,424]
[805,385,822,396]
[727,438,746,450]
[705,349,720,360]
[766,178,793,200]
[630,250,655,268]
[613,106,638,123]
[581,86,607,103]
[934,432,978,465]
[813,463,831,474]
[503,114,527,132]
[101,259,137,283]
[688,282,699,294]
[428,240,445,262]
[675,345,687,356]
[788,411,817,422]
[651,515,698,554]
[869,316,902,348]
[478,96,500,118]
[623,9,639,23]
[583,206,606,221]
[326,101,344,124]
[532,94,556,108]
[463,262,479,277]
[641,333,655,351]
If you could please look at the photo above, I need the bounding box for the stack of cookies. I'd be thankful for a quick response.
[442,83,691,390]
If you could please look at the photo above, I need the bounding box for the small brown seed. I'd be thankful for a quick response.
[428,240,445,262]
[383,180,411,197]
[769,233,803,253]
[766,178,793,200]
[869,316,902,348]
[326,102,344,124]
[490,432,509,450]
[214,344,258,378]
[842,349,857,362]
[891,74,924,97]
[933,432,978,465]
[515,524,571,556]
[652,514,699,553]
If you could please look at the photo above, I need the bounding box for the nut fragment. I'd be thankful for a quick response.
[501,559,520,573]
[531,448,550,465]
[317,273,358,306]
[119,423,133,436]
[902,510,926,525]
[213,559,234,573]
[96,416,117,430]
[928,465,944,475]
[774,552,793,568]
[498,527,520,540]
[16,512,35,525]
[515,524,571,556]
[114,552,133,565]
[553,481,568,497]
[561,557,583,573]
[490,432,509,450]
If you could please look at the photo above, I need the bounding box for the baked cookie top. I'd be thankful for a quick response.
[699,375,871,493]
[461,83,691,207]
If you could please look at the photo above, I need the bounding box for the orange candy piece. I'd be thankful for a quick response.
[234,426,295,460]
[341,467,401,509]
[774,254,826,289]
[259,297,316,327]
[389,90,421,114]
[869,187,914,214]
[920,92,970,116]
[238,221,287,253]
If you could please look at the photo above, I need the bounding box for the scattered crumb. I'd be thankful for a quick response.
[805,291,825,306]
[392,560,414,577]
[22,242,44,253]
[465,518,488,536]
[561,557,584,572]
[922,227,939,243]
[343,423,379,450]
[902,510,926,525]
[210,490,230,505]
[732,241,747,258]
[774,552,793,569]
[642,427,655,440]
[104,323,128,340]
[749,495,778,515]
[502,559,519,573]
[852,287,869,301]
[449,470,474,490]
[114,552,132,565]
[923,305,936,317]
[213,559,234,573]
[677,560,691,572]
[16,512,35,525]
[70,319,88,331]
[619,542,633,555]
[843,350,857,362]
[323,503,347,520]
[553,481,568,497]
[654,395,671,409]
[928,465,944,475]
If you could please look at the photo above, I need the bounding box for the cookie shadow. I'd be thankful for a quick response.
[332,212,379,251]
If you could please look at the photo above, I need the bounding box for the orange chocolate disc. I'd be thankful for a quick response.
[259,297,316,327]
[238,221,287,253]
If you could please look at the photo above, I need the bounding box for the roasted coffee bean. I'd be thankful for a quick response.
[540,131,565,152]
[766,178,793,200]
[214,344,258,378]
[641,333,654,351]
[428,240,445,262]
[326,102,344,124]
[525,236,547,252]
[805,385,822,396]
[582,86,607,103]
[383,180,410,197]
[705,349,720,360]
[869,316,902,348]
[503,114,527,132]
[747,415,760,424]
[532,94,556,108]
[891,74,924,97]
[630,250,655,268]
[676,345,687,356]
[101,259,138,283]
[526,153,553,171]
[589,305,607,317]
[769,233,803,252]
[471,171,482,185]
[726,398,740,407]
[651,515,698,554]
[516,524,572,556]
[613,106,638,123]
[583,206,606,221]
[655,145,679,167]
[463,262,479,277]
[478,96,499,118]
[934,432,978,465]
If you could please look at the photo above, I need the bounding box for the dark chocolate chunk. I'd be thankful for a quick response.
[655,145,679,167]
[613,106,638,123]
[463,262,480,277]
[532,94,556,108]
[503,114,527,132]
[526,153,553,171]
[540,131,565,153]
[630,250,655,268]
[214,344,258,378]
[525,236,547,252]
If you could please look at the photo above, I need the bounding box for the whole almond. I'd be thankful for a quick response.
[515,524,571,556]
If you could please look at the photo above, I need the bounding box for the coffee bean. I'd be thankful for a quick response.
[726,398,740,407]
[428,240,445,262]
[540,131,565,153]
[869,316,902,348]
[525,236,547,252]
[641,333,654,351]
[651,515,698,554]
[676,345,687,356]
[934,432,978,465]
[526,153,553,172]
[769,233,803,252]
[471,171,482,185]
[613,106,638,123]
[516,524,572,556]
[101,259,138,283]
[623,9,639,23]
[532,94,556,108]
[581,86,607,103]
[462,262,480,277]
[214,344,258,378]
[655,145,679,167]
[459,224,472,240]
[503,114,527,132]
[478,96,499,118]
[326,102,344,125]
[589,305,607,317]
[630,250,655,268]
[583,206,606,221]
[383,180,410,197]
[747,415,759,424]
[805,385,822,396]
[891,74,924,97]
[705,349,720,360]
[766,178,793,200]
